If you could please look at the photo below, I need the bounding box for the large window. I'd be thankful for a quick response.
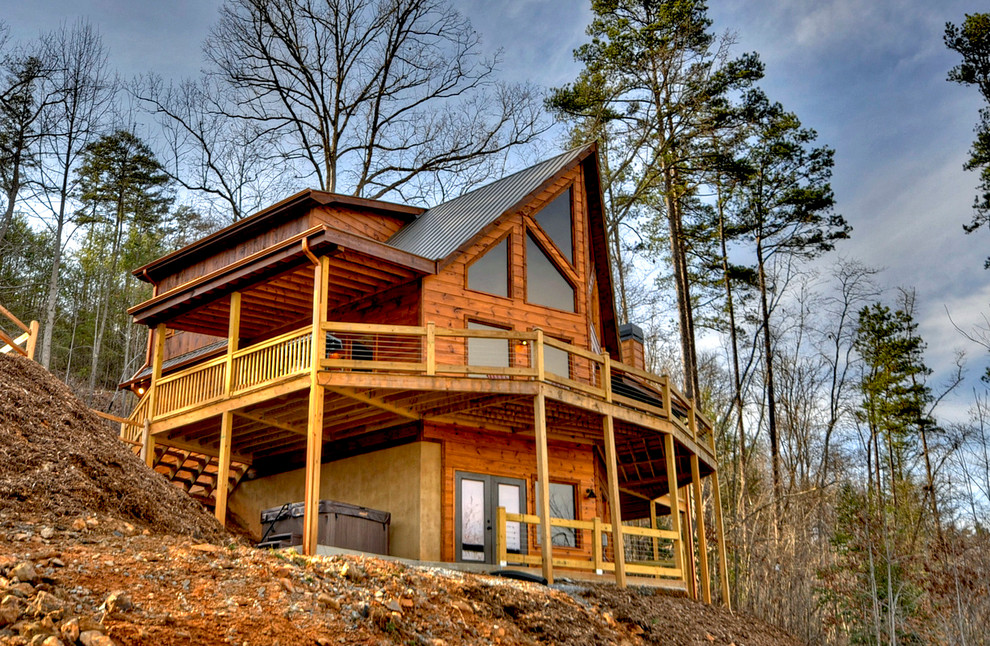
[526,233,575,312]
[467,237,509,297]
[534,188,573,264]
[467,320,510,367]
[544,343,570,379]
[535,481,577,547]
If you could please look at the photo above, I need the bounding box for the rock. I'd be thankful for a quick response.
[71,519,87,532]
[0,595,23,626]
[190,543,219,553]
[317,593,339,611]
[10,562,39,584]
[103,591,132,615]
[79,630,115,646]
[9,583,35,598]
[341,563,365,583]
[451,600,473,615]
[400,598,414,609]
[121,523,137,537]
[59,617,80,643]
[84,518,98,529]
[49,559,65,569]
[39,528,55,540]
[41,636,65,646]
[387,599,402,613]
[26,592,64,618]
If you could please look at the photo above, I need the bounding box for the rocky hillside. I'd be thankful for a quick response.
[0,353,803,646]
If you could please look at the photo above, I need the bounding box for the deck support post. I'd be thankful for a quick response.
[692,454,711,604]
[534,390,553,584]
[216,293,240,528]
[144,323,166,468]
[650,498,659,564]
[603,413,626,587]
[682,484,697,600]
[215,411,233,525]
[711,468,731,609]
[303,256,329,556]
[26,320,39,360]
[664,433,684,584]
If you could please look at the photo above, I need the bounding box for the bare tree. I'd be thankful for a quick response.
[0,33,49,251]
[197,0,546,202]
[34,20,116,369]
[136,75,292,222]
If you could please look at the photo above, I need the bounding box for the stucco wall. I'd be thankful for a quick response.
[228,441,441,561]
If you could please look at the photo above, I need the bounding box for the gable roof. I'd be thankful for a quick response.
[387,146,592,261]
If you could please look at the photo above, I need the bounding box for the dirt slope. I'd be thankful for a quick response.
[0,353,222,540]
[0,353,803,645]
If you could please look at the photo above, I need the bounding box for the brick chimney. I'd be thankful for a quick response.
[619,323,645,370]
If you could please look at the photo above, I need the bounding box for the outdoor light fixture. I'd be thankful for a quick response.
[136,386,145,395]
[585,487,597,499]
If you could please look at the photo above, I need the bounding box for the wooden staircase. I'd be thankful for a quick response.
[128,443,250,511]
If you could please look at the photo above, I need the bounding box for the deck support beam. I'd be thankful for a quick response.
[215,293,241,528]
[303,256,329,556]
[664,433,684,585]
[145,323,166,468]
[692,454,711,604]
[534,390,553,584]
[682,484,697,599]
[711,468,731,609]
[603,413,626,587]
[215,411,233,525]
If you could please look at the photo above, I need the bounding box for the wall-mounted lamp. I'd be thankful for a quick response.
[136,386,146,396]
[585,487,597,499]
[515,339,529,349]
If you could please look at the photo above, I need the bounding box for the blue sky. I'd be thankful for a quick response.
[6,0,989,420]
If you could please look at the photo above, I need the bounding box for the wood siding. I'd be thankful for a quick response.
[309,206,408,242]
[158,216,311,293]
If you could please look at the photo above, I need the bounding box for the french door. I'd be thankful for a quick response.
[455,472,526,563]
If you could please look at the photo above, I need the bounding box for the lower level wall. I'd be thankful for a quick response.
[228,441,441,561]
[424,423,602,563]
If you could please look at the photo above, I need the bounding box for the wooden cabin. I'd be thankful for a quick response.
[122,144,728,601]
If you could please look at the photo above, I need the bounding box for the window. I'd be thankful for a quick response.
[467,321,510,368]
[544,343,570,379]
[534,188,573,264]
[534,481,577,547]
[467,237,509,297]
[526,233,575,312]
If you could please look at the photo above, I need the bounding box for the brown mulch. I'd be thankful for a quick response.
[0,353,223,541]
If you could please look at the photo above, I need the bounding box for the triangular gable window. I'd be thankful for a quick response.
[534,188,573,264]
[526,233,575,312]
[467,237,509,297]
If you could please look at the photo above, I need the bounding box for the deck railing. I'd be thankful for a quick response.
[495,507,684,581]
[133,321,713,445]
[0,304,38,360]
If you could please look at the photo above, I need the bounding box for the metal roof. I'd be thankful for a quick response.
[387,146,591,260]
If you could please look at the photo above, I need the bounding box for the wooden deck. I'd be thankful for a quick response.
[124,321,717,472]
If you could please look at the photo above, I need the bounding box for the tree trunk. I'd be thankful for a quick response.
[663,164,699,399]
[755,235,781,532]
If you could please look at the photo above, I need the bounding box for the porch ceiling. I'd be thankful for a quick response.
[129,225,434,338]
[153,385,710,509]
